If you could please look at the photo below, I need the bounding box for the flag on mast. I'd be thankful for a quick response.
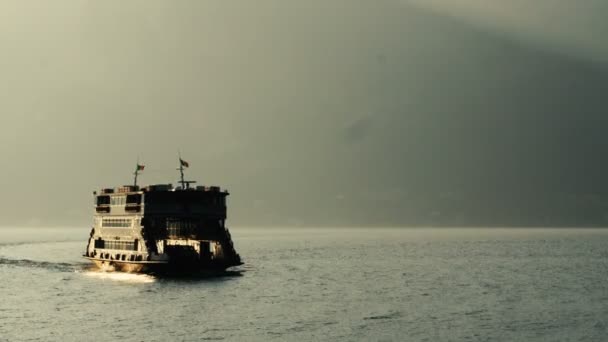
[136,164,145,171]
[180,158,189,168]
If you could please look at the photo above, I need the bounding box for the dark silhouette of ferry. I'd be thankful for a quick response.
[83,158,242,274]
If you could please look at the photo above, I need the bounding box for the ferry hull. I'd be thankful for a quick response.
[84,256,241,275]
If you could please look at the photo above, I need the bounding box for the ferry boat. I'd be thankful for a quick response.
[83,158,242,274]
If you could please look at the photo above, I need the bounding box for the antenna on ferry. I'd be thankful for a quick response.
[133,158,145,187]
[177,152,195,189]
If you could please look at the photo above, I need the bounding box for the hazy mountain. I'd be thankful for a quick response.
[0,1,606,227]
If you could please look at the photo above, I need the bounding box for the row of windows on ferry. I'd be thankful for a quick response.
[96,195,142,206]
[166,218,224,230]
[99,218,226,229]
[101,218,133,228]
[94,239,137,251]
[97,194,226,206]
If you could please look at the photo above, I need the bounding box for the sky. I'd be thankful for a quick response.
[1,1,607,227]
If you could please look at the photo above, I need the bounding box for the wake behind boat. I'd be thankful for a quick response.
[83,157,242,274]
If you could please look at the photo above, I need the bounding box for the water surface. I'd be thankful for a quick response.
[1,227,607,341]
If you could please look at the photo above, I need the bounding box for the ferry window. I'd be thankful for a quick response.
[110,196,126,206]
[126,194,141,204]
[97,196,110,206]
[166,218,198,237]
[94,239,104,249]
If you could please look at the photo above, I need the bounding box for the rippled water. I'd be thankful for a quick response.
[1,227,608,341]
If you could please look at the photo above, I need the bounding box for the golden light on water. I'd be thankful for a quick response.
[81,270,156,284]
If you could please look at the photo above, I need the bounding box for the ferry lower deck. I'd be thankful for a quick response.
[84,254,242,274]
[84,256,168,273]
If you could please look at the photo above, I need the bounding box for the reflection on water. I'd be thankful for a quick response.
[81,270,157,283]
[151,269,245,283]
[79,267,244,283]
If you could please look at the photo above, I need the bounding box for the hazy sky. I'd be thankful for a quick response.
[1,1,607,227]
[406,0,608,63]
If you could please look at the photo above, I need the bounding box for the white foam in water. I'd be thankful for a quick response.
[81,271,156,283]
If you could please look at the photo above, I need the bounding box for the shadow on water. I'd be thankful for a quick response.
[152,269,245,283]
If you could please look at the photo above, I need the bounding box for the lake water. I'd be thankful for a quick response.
[1,227,607,341]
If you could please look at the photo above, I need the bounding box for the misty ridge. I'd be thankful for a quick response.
[0,1,607,227]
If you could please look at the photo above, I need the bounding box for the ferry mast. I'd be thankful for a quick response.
[133,160,145,187]
[177,155,196,189]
